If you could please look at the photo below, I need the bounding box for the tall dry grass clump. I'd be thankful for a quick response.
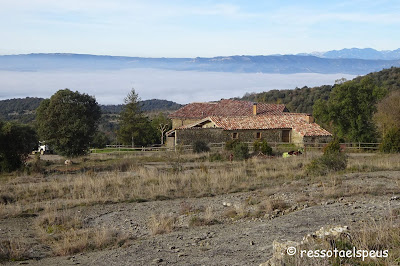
[189,206,220,226]
[0,238,31,262]
[35,208,129,256]
[147,213,177,235]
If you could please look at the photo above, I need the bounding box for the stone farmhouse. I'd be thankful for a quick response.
[166,99,332,147]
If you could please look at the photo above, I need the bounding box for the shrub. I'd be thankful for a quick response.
[233,142,249,160]
[148,214,176,235]
[26,153,44,174]
[192,140,210,153]
[306,139,347,176]
[225,139,240,150]
[209,152,224,162]
[380,127,400,153]
[323,138,341,154]
[253,140,273,155]
[306,152,347,176]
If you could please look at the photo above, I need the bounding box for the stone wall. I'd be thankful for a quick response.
[176,128,225,145]
[228,129,283,143]
[170,126,331,147]
[176,128,285,145]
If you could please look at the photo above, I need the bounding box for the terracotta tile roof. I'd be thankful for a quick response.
[179,114,332,137]
[169,99,288,119]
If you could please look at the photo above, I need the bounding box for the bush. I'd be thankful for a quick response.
[26,153,44,174]
[306,151,347,176]
[233,142,249,160]
[92,131,110,149]
[225,139,240,150]
[192,140,210,153]
[209,152,224,162]
[0,121,38,172]
[306,139,347,176]
[253,140,273,155]
[323,138,341,154]
[380,127,400,153]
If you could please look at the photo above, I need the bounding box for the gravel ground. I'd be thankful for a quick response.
[2,171,400,265]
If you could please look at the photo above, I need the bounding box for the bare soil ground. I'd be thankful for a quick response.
[2,163,399,265]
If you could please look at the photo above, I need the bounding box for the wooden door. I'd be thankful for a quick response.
[282,130,290,143]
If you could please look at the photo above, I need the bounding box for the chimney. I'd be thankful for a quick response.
[253,103,257,116]
[305,114,314,123]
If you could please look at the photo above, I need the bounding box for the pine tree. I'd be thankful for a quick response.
[117,89,156,146]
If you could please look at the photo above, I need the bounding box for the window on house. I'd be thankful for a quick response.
[255,132,262,139]
[232,132,238,139]
[282,130,290,143]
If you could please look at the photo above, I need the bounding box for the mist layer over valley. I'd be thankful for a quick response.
[0,68,355,104]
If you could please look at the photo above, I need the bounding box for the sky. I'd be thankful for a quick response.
[1,0,400,57]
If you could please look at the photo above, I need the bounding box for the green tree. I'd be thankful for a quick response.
[36,89,101,157]
[313,77,386,142]
[0,120,37,172]
[91,131,110,148]
[233,142,250,160]
[117,89,156,146]
[253,140,273,155]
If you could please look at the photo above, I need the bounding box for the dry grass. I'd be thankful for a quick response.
[35,208,129,256]
[189,207,220,227]
[281,211,400,266]
[347,153,400,171]
[1,152,400,262]
[148,213,177,235]
[0,155,313,218]
[259,198,288,214]
[0,238,31,262]
[1,153,399,220]
[351,215,400,265]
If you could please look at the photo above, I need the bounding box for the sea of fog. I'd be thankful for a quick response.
[0,69,355,104]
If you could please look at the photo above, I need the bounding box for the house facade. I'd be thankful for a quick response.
[166,99,332,147]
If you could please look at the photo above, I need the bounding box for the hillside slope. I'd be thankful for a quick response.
[240,67,400,114]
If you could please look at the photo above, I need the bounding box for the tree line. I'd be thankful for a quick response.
[0,89,172,172]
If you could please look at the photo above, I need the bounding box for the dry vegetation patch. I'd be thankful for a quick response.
[1,152,400,262]
[147,213,177,235]
[34,208,129,256]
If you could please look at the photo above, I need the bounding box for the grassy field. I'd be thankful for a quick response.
[1,150,400,263]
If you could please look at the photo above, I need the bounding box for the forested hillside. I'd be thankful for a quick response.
[101,99,182,114]
[0,97,182,123]
[240,67,400,114]
[240,85,333,113]
[0,97,44,123]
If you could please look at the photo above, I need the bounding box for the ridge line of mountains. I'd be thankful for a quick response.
[1,48,400,75]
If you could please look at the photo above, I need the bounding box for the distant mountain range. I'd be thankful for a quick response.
[300,48,400,60]
[1,48,400,75]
